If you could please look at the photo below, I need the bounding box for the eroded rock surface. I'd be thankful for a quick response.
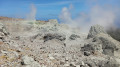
[87,24,107,39]
[0,21,120,67]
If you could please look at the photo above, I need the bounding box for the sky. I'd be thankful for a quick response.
[0,0,84,20]
[0,0,120,32]
[0,0,119,20]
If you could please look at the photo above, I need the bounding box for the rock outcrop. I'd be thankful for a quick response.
[0,20,120,67]
[87,24,107,39]
[0,23,9,37]
[94,33,120,57]
[0,23,9,43]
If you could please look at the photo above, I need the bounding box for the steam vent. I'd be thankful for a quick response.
[0,17,119,67]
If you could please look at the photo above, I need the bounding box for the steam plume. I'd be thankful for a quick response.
[59,3,120,33]
[26,4,37,21]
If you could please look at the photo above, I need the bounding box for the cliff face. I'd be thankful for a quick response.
[0,18,120,67]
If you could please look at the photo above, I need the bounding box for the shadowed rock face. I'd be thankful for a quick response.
[107,27,120,42]
[87,25,120,57]
[94,33,120,57]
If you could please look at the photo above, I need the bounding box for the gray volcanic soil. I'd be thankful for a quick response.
[0,19,120,67]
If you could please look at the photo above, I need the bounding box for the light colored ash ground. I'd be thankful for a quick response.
[0,19,120,67]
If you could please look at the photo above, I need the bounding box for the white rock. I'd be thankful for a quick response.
[81,61,85,65]
[1,50,8,54]
[48,54,54,60]
[22,55,41,67]
[22,55,34,65]
[64,63,69,67]
[76,65,80,67]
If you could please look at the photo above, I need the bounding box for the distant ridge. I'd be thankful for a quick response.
[0,16,24,21]
[0,16,48,22]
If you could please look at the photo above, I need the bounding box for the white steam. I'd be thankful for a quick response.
[26,4,37,21]
[59,4,119,33]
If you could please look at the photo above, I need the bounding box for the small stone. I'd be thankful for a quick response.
[69,62,76,67]
[81,61,85,66]
[21,61,25,65]
[84,51,91,56]
[65,57,69,61]
[70,63,74,67]
[64,63,69,67]
[60,61,65,65]
[76,65,80,67]
[16,50,21,52]
[48,54,54,60]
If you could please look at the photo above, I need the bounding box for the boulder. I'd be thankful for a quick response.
[87,25,120,57]
[43,33,66,42]
[94,33,120,57]
[81,43,103,55]
[81,44,94,56]
[103,57,120,67]
[69,34,80,40]
[84,51,91,56]
[21,55,41,67]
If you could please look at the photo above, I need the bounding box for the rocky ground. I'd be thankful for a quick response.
[0,19,120,67]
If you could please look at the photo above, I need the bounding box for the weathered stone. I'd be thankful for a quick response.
[69,34,80,40]
[0,23,9,42]
[21,55,41,67]
[48,54,54,60]
[43,33,66,42]
[0,23,9,36]
[64,63,70,67]
[84,51,91,56]
[103,58,120,67]
[81,44,95,51]
[21,55,34,65]
[87,25,106,39]
[94,33,120,57]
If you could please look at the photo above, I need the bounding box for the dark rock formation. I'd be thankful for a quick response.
[43,33,66,42]
[69,34,80,40]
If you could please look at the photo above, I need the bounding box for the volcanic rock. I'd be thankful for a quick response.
[87,25,107,39]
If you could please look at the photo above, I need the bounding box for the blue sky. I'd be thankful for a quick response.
[0,0,120,20]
